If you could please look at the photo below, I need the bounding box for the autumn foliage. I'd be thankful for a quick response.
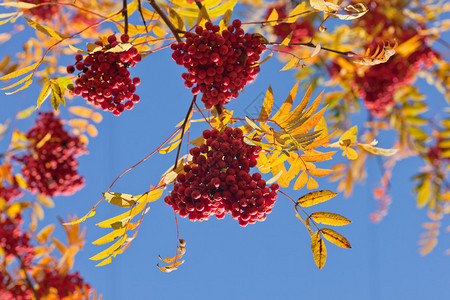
[0,0,448,297]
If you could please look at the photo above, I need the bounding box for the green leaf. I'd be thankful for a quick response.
[297,190,338,207]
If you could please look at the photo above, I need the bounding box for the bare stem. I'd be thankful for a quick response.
[123,0,129,34]
[147,0,182,42]
[264,41,356,57]
[174,95,197,169]
[17,256,39,300]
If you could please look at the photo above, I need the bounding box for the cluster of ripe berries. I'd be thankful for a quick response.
[265,3,313,52]
[23,0,58,21]
[352,45,437,116]
[36,270,90,299]
[0,272,32,300]
[171,20,265,109]
[13,112,86,197]
[164,127,278,227]
[67,34,141,116]
[327,0,439,117]
[0,216,34,265]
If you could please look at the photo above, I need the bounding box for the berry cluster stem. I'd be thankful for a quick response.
[174,95,197,170]
[123,0,129,35]
[147,0,182,43]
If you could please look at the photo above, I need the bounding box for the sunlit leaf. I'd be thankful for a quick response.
[16,106,35,119]
[311,231,326,269]
[24,16,68,40]
[103,192,137,208]
[321,228,351,248]
[310,212,351,226]
[358,144,398,156]
[297,190,338,207]
[63,209,96,225]
[90,234,127,261]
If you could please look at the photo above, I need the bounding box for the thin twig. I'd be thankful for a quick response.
[137,0,148,33]
[264,41,356,57]
[123,0,129,34]
[147,0,182,42]
[174,95,197,170]
[17,256,39,300]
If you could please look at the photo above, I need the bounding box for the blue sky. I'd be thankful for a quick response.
[1,5,449,299]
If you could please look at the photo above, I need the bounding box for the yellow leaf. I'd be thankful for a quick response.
[69,106,94,118]
[310,212,351,226]
[286,2,307,23]
[96,201,146,228]
[343,147,358,160]
[321,228,351,248]
[280,56,298,71]
[87,124,98,137]
[24,16,67,40]
[258,86,273,121]
[1,73,33,91]
[90,234,127,261]
[15,174,27,189]
[266,8,279,25]
[309,168,332,177]
[16,106,35,119]
[37,81,51,108]
[219,9,232,30]
[311,231,326,269]
[358,144,398,156]
[36,194,54,208]
[0,2,36,8]
[36,224,55,243]
[306,176,319,189]
[272,81,299,123]
[145,188,164,203]
[52,237,67,254]
[293,171,308,190]
[339,125,357,145]
[92,228,127,245]
[159,139,181,154]
[301,150,336,162]
[103,192,137,208]
[417,179,431,208]
[95,256,112,267]
[63,209,96,225]
[0,62,38,80]
[36,133,51,149]
[208,0,237,18]
[33,202,44,220]
[297,190,337,207]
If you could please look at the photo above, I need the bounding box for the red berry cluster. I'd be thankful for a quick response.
[67,34,142,116]
[171,20,265,109]
[0,216,34,265]
[0,272,32,300]
[0,184,22,204]
[37,270,89,299]
[352,45,438,116]
[23,0,59,21]
[265,3,314,51]
[164,127,278,227]
[13,112,86,197]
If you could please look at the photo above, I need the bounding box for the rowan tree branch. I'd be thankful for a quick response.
[264,41,356,57]
[174,95,197,169]
[147,0,182,42]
